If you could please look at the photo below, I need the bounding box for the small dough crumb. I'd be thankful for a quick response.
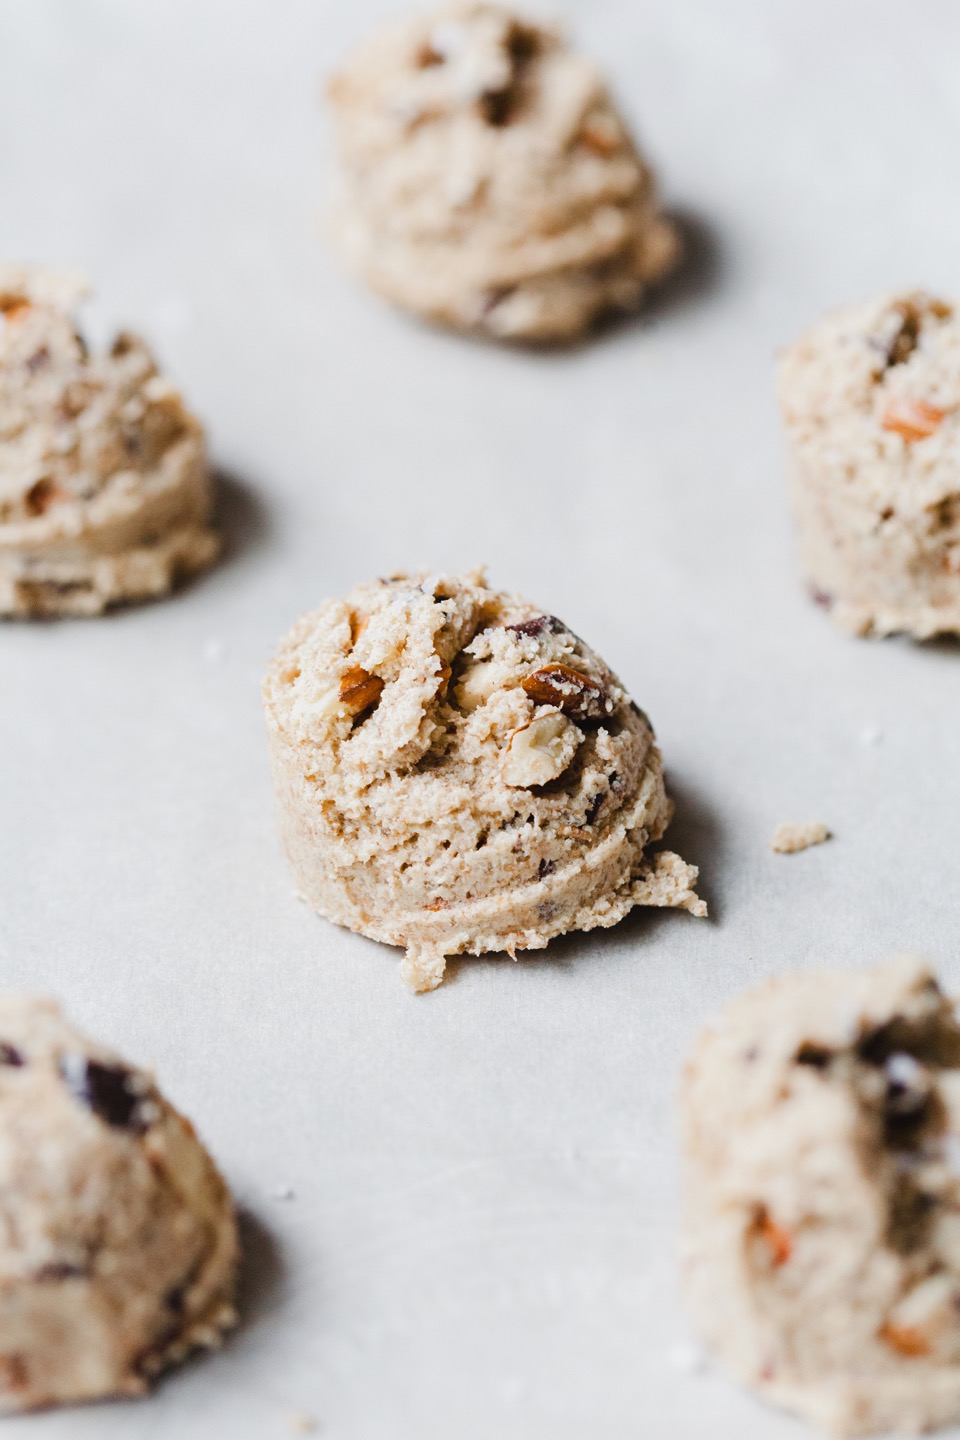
[768,820,831,854]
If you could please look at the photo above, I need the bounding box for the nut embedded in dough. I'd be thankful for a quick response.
[779,291,960,638]
[0,997,237,1412]
[681,957,960,1436]
[327,3,680,341]
[0,264,220,618]
[263,570,705,992]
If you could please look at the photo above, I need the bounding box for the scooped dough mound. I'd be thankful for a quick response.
[779,291,960,638]
[0,997,237,1412]
[681,957,960,1437]
[0,265,219,617]
[327,3,679,341]
[263,570,704,991]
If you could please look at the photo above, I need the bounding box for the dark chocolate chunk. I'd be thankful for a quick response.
[59,1056,151,1132]
[34,1261,87,1282]
[506,615,565,639]
[537,858,555,881]
[584,791,604,824]
[25,346,49,374]
[0,1043,23,1067]
[796,1042,832,1069]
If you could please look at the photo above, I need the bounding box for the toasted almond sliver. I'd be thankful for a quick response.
[881,397,946,441]
[753,1209,793,1267]
[879,1321,929,1358]
[521,663,607,721]
[338,666,383,713]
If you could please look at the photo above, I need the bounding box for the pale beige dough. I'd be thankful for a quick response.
[0,997,237,1411]
[327,3,679,341]
[0,265,219,617]
[768,820,831,854]
[681,957,960,1436]
[263,570,704,991]
[779,290,960,638]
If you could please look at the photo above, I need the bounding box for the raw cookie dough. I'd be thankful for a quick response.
[0,997,237,1411]
[263,570,705,992]
[327,2,679,341]
[768,820,830,854]
[0,265,219,617]
[681,957,960,1437]
[779,291,960,638]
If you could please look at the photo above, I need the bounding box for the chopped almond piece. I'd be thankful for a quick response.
[1,300,32,323]
[880,1321,929,1358]
[24,479,69,517]
[338,666,384,713]
[521,663,607,721]
[881,397,946,441]
[752,1208,793,1267]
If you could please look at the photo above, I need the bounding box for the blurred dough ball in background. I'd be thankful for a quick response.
[327,2,679,342]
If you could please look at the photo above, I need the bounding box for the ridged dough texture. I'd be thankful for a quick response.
[0,997,237,1412]
[779,290,960,638]
[327,2,679,341]
[681,958,960,1436]
[263,570,704,992]
[0,264,219,617]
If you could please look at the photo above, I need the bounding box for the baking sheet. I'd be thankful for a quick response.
[2,1,960,1435]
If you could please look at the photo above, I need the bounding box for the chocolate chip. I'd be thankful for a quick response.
[883,303,922,368]
[858,1020,901,1066]
[481,285,514,317]
[415,41,444,67]
[584,792,604,824]
[478,25,538,127]
[24,478,62,517]
[0,1043,23,1067]
[884,1052,928,1116]
[479,87,514,126]
[34,1262,86,1282]
[506,615,565,639]
[537,859,555,880]
[507,23,538,66]
[59,1056,151,1132]
[796,1042,832,1069]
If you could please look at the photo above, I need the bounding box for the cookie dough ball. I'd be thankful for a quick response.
[327,3,679,341]
[263,570,704,992]
[779,291,960,638]
[0,265,219,617]
[0,997,237,1411]
[681,957,960,1437]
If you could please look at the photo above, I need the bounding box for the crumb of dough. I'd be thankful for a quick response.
[768,820,831,854]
